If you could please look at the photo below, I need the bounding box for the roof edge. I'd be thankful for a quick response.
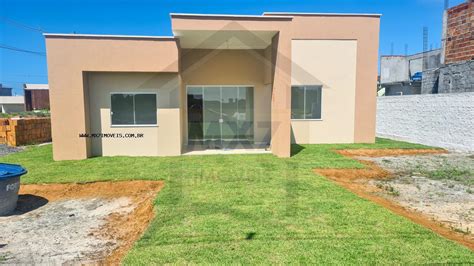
[170,13,293,20]
[263,12,382,17]
[43,33,176,40]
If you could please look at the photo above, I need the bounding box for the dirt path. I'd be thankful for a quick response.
[0,180,164,264]
[314,149,474,251]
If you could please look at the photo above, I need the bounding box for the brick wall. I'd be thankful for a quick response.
[445,0,474,64]
[0,118,51,146]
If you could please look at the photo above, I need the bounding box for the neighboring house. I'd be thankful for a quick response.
[379,49,442,96]
[24,84,50,111]
[443,0,474,64]
[380,0,473,96]
[430,0,474,94]
[45,12,380,160]
[0,96,25,113]
[0,84,13,96]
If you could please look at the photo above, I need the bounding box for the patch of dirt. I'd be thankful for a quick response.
[368,153,474,233]
[336,148,447,157]
[314,149,474,251]
[0,180,163,264]
[315,160,391,180]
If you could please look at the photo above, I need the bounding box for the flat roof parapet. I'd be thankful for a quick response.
[43,33,176,41]
[170,13,293,20]
[263,12,382,17]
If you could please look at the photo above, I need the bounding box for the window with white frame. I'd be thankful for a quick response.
[111,93,157,125]
[291,85,322,119]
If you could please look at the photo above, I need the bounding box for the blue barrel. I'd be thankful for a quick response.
[0,163,27,215]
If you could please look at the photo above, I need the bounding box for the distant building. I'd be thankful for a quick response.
[23,84,50,111]
[0,84,13,96]
[444,0,474,64]
[430,0,474,94]
[380,0,473,96]
[0,96,25,113]
[380,49,442,96]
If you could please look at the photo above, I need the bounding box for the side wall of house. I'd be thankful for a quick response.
[45,36,179,160]
[286,15,380,144]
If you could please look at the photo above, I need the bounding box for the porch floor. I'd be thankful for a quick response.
[183,144,271,156]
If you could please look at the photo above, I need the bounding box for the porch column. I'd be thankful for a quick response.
[270,32,292,158]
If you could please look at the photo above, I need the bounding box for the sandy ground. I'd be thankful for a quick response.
[315,149,474,250]
[0,181,163,264]
[367,153,474,233]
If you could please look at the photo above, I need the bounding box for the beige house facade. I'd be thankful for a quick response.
[45,12,380,160]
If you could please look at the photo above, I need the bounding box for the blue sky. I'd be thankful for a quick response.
[0,0,466,95]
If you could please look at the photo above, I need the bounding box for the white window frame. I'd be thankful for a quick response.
[110,92,158,127]
[291,85,323,121]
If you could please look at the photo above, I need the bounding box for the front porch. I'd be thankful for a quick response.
[183,143,271,155]
[180,40,275,154]
[174,16,292,157]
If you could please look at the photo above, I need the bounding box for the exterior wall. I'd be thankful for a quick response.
[421,69,439,94]
[376,93,474,152]
[380,56,408,83]
[420,60,474,94]
[1,104,25,113]
[180,49,272,145]
[286,15,380,143]
[380,50,442,84]
[439,60,474,93]
[385,83,421,96]
[87,72,181,156]
[47,13,380,160]
[24,90,50,111]
[445,0,474,64]
[407,49,442,73]
[0,96,25,113]
[291,39,357,143]
[45,36,179,160]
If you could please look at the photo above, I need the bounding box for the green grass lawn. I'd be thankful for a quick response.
[2,138,473,264]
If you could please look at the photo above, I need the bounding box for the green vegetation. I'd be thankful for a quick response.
[0,110,50,119]
[3,138,472,264]
[422,167,473,186]
[376,182,400,196]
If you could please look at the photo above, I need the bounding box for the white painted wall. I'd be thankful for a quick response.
[377,93,474,152]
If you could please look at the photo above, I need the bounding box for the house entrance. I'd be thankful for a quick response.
[187,86,254,149]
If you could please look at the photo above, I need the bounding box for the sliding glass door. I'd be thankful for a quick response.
[187,86,254,149]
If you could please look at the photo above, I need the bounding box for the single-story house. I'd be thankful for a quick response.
[0,96,25,113]
[24,84,50,111]
[45,12,380,160]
